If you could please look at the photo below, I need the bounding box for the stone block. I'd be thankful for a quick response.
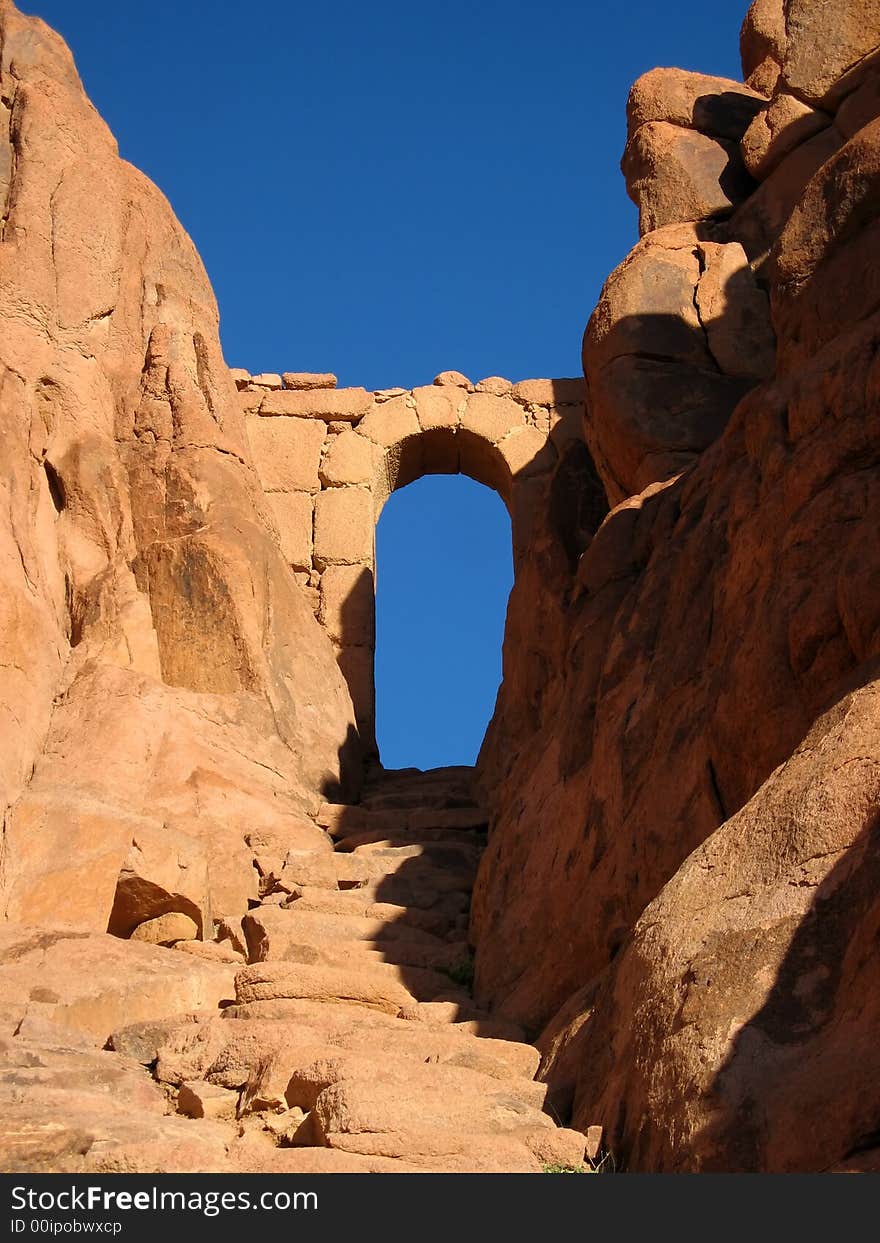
[313,488,374,567]
[497,426,557,477]
[433,370,470,387]
[461,393,525,444]
[129,912,199,945]
[282,372,337,390]
[250,373,283,389]
[513,378,584,406]
[357,396,420,447]
[238,389,263,413]
[319,430,375,486]
[229,368,250,389]
[585,1125,604,1162]
[247,415,326,492]
[315,804,375,833]
[623,121,754,235]
[626,68,765,140]
[319,563,375,646]
[413,385,462,430]
[475,376,513,395]
[260,387,371,420]
[266,492,313,571]
[178,1081,238,1121]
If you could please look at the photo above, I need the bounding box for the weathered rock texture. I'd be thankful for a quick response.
[0,0,360,938]
[0,771,593,1175]
[472,0,880,1174]
[0,0,598,1176]
[4,0,880,1177]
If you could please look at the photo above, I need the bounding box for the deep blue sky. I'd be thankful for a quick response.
[26,0,748,768]
[375,477,512,769]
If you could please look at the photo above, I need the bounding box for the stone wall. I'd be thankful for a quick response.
[232,367,585,750]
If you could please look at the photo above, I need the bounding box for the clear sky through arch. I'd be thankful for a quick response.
[375,475,513,770]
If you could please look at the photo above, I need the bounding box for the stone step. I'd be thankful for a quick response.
[361,764,477,791]
[311,1074,557,1163]
[280,850,475,895]
[281,886,465,935]
[250,934,470,973]
[319,805,487,840]
[235,962,418,1016]
[118,769,592,1175]
[199,1004,539,1081]
[317,1127,544,1171]
[354,938,471,974]
[337,841,482,868]
[359,789,481,812]
[398,1000,526,1042]
[242,906,451,961]
[240,1044,548,1117]
[230,1140,427,1174]
[260,940,469,1003]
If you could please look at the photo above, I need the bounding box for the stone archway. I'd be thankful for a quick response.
[237,368,585,751]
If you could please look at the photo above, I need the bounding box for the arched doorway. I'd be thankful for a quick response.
[242,375,587,756]
[374,474,513,769]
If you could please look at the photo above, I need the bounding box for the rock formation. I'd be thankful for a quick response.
[0,0,362,946]
[473,0,880,1173]
[0,0,594,1173]
[2,0,880,1174]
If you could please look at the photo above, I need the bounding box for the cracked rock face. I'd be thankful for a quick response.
[569,681,880,1172]
[473,0,880,1175]
[0,0,361,933]
[582,222,775,505]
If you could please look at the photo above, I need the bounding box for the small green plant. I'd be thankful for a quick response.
[445,956,475,990]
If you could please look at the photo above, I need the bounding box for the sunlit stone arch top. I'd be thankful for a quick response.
[234,367,585,749]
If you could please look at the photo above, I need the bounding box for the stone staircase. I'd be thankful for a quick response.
[111,767,595,1172]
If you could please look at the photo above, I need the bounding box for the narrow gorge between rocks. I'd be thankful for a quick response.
[2,0,880,1175]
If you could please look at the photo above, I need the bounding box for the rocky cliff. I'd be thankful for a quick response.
[473,0,880,1172]
[0,0,360,940]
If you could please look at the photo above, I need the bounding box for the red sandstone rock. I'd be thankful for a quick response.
[0,926,234,1044]
[627,68,765,140]
[740,0,786,95]
[623,121,755,235]
[560,685,880,1172]
[582,223,772,503]
[0,0,361,935]
[474,13,880,1182]
[740,93,831,180]
[772,117,880,371]
[728,125,844,268]
[781,0,880,107]
[433,370,471,387]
